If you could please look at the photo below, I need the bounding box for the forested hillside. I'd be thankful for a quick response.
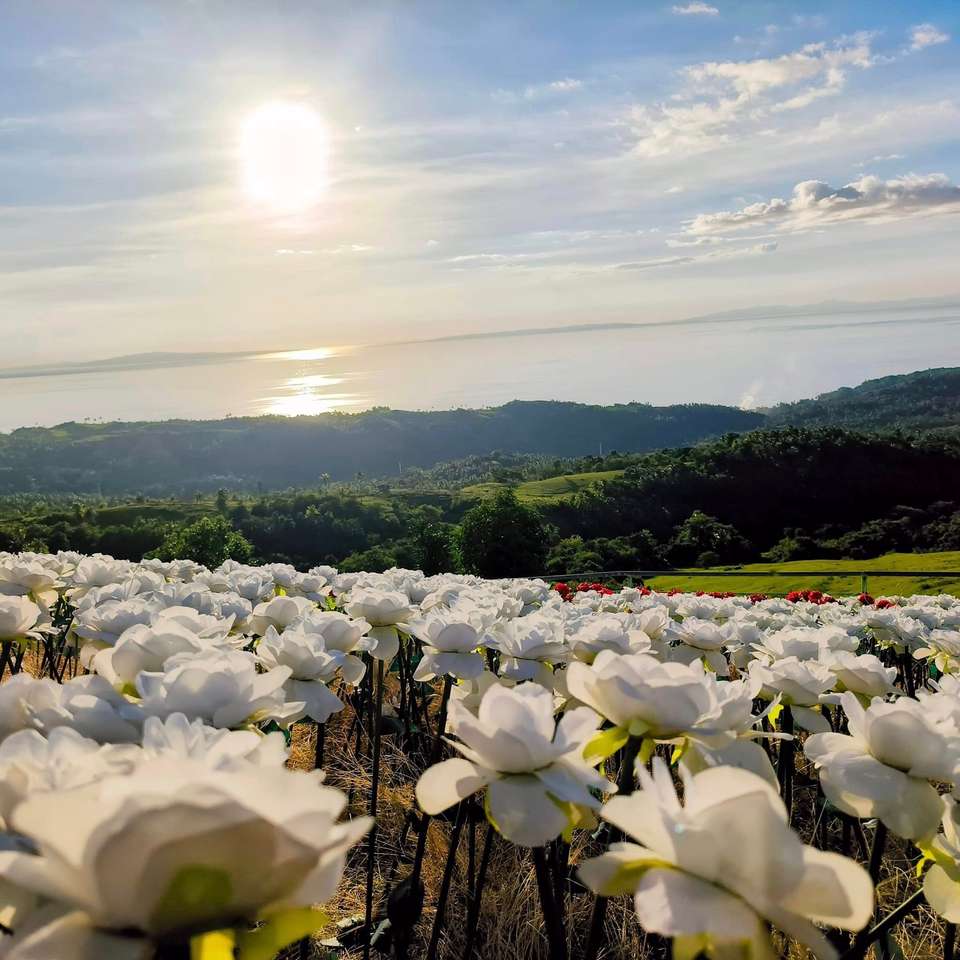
[1,366,959,496]
[768,367,960,430]
[5,427,960,577]
[0,401,763,494]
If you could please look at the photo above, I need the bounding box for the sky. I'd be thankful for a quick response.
[1,0,959,367]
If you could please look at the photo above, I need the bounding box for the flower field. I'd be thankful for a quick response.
[2,553,960,959]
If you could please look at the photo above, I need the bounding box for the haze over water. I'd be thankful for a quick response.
[2,304,955,431]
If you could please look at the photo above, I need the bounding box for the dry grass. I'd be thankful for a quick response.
[287,711,950,960]
[3,651,949,960]
[289,700,649,959]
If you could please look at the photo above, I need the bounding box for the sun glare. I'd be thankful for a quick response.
[239,101,329,213]
[255,346,345,362]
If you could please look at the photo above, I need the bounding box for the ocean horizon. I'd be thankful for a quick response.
[2,301,957,431]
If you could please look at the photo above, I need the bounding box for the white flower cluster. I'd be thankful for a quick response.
[2,550,960,959]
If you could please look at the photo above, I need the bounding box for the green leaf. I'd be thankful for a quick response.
[236,908,330,960]
[583,726,629,764]
[190,930,235,960]
[548,795,597,842]
[599,855,674,896]
[628,718,651,738]
[672,933,711,960]
[151,866,232,933]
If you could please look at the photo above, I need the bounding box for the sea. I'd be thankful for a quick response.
[1,304,957,431]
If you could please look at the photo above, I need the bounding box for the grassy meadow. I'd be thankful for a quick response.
[640,550,960,597]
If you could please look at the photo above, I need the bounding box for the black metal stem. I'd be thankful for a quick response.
[841,889,926,960]
[868,822,888,883]
[154,941,191,960]
[362,658,386,960]
[426,801,468,959]
[583,735,642,960]
[462,823,495,960]
[409,676,455,890]
[533,846,568,960]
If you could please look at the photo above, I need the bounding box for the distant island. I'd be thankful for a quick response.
[4,293,957,382]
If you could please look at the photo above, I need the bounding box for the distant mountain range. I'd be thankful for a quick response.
[0,366,958,495]
[0,351,259,381]
[3,294,958,381]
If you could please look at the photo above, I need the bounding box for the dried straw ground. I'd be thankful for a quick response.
[2,652,945,960]
[286,683,945,960]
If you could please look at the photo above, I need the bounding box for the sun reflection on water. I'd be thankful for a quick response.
[255,346,351,362]
[255,373,363,417]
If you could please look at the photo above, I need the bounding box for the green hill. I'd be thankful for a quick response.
[460,469,625,502]
[768,367,960,431]
[0,401,763,496]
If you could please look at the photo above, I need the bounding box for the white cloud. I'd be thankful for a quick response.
[323,244,377,255]
[536,78,583,95]
[665,185,685,194]
[687,173,960,235]
[910,23,949,51]
[627,33,875,157]
[855,153,906,167]
[445,252,540,265]
[665,235,725,247]
[612,241,776,270]
[739,379,765,409]
[684,37,872,99]
[671,3,719,16]
[493,77,584,103]
[792,15,827,29]
[629,35,874,157]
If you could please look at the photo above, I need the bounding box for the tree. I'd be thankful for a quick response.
[762,529,823,563]
[545,536,603,575]
[339,544,398,574]
[458,490,549,578]
[153,516,253,568]
[545,531,665,575]
[415,522,460,575]
[667,511,751,566]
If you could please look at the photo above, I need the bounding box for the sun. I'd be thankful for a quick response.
[239,101,329,213]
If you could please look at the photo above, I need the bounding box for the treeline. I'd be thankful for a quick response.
[6,427,960,576]
[0,491,465,573]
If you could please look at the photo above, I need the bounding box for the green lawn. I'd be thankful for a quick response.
[515,470,625,501]
[459,469,624,503]
[93,502,215,525]
[456,481,509,500]
[642,551,960,597]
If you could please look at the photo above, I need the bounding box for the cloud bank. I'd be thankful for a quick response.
[687,174,960,235]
